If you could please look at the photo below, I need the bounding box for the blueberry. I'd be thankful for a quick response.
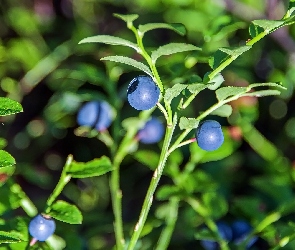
[77,101,113,131]
[29,214,56,242]
[231,220,258,248]
[200,222,232,250]
[127,76,160,110]
[137,117,164,144]
[196,120,224,151]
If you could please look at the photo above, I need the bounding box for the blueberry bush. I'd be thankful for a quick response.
[2,0,295,249]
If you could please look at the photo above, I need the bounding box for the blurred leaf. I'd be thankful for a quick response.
[211,104,232,117]
[209,46,251,70]
[164,83,187,103]
[207,73,224,90]
[0,165,15,187]
[67,156,113,178]
[79,35,139,51]
[215,86,247,101]
[138,23,186,36]
[133,150,159,170]
[46,234,66,250]
[179,117,199,130]
[151,43,200,63]
[48,200,82,224]
[113,13,139,23]
[101,56,152,76]
[0,138,7,149]
[202,192,228,219]
[0,98,23,116]
[156,185,181,200]
[122,117,145,131]
[232,197,265,221]
[0,150,15,168]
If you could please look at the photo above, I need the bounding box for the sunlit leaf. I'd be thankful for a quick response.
[211,104,233,117]
[215,86,247,101]
[207,73,225,90]
[0,150,15,168]
[139,23,186,36]
[48,200,82,224]
[164,83,187,103]
[242,89,281,97]
[0,98,23,116]
[101,56,152,76]
[79,35,139,51]
[179,117,199,130]
[151,43,200,63]
[113,13,139,23]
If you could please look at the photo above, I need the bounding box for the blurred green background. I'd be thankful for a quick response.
[1,0,295,249]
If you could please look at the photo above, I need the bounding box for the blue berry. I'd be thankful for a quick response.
[200,222,232,250]
[77,101,113,131]
[231,220,258,248]
[29,214,56,242]
[138,117,164,144]
[196,120,224,151]
[127,76,160,110]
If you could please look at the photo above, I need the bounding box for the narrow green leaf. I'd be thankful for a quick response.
[211,104,233,117]
[78,35,139,51]
[138,23,186,36]
[286,0,295,17]
[249,82,286,90]
[187,83,207,94]
[67,156,113,178]
[48,200,82,224]
[0,231,23,244]
[0,98,23,116]
[209,46,251,70]
[164,83,188,103]
[249,20,284,38]
[215,86,247,101]
[179,117,199,130]
[207,73,225,90]
[0,217,28,244]
[101,56,152,76]
[113,13,139,23]
[151,43,200,63]
[242,89,281,97]
[133,150,159,170]
[0,150,15,168]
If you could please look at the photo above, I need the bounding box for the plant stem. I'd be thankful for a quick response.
[127,113,177,250]
[45,155,73,213]
[155,197,179,250]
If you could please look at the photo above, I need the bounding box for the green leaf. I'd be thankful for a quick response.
[215,86,248,101]
[0,150,15,168]
[0,165,15,187]
[207,73,225,90]
[0,138,7,150]
[48,200,82,224]
[0,98,23,116]
[249,20,285,38]
[113,13,139,23]
[156,185,181,200]
[138,23,186,36]
[151,43,200,63]
[243,89,281,97]
[133,150,159,170]
[211,104,233,117]
[122,117,145,131]
[249,82,286,90]
[101,56,152,76]
[67,156,113,178]
[202,192,228,219]
[78,35,139,51]
[179,117,199,130]
[187,83,207,94]
[0,231,23,244]
[209,46,252,70]
[164,83,187,104]
[0,217,28,244]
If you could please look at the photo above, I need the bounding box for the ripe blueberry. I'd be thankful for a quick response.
[231,220,258,248]
[77,101,113,131]
[29,214,56,242]
[200,222,232,250]
[196,120,224,151]
[127,76,160,110]
[138,117,164,144]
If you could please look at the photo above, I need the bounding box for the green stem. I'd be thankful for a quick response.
[45,155,73,213]
[155,197,179,250]
[127,113,178,250]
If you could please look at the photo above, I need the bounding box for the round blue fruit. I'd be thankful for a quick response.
[138,117,164,144]
[196,120,224,151]
[77,101,113,131]
[200,222,232,250]
[231,220,258,248]
[127,76,160,110]
[29,214,56,242]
